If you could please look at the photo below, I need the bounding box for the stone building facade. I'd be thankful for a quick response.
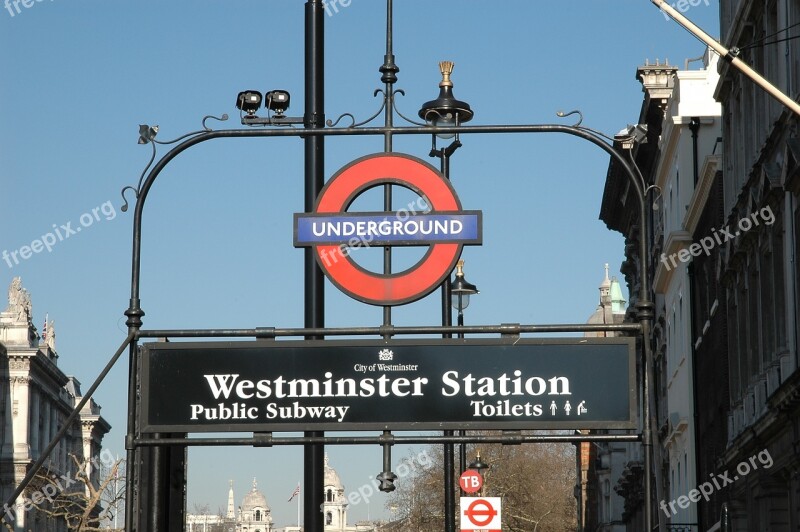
[0,277,110,531]
[601,2,800,525]
[598,47,723,531]
[712,1,800,529]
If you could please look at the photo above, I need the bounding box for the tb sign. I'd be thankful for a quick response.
[459,470,484,494]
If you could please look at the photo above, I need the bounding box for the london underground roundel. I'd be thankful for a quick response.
[294,153,482,306]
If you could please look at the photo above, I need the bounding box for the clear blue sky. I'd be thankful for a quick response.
[0,0,720,525]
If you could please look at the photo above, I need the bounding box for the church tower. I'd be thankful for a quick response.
[227,480,235,519]
[585,264,627,337]
[322,454,348,531]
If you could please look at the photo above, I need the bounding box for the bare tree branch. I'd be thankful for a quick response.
[27,454,126,531]
[384,433,576,531]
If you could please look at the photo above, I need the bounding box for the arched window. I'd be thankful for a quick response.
[326,512,333,525]
[326,489,333,502]
[255,509,261,521]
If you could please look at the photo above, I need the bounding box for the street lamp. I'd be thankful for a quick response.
[419,61,474,142]
[468,451,490,496]
[452,258,479,502]
[451,260,479,327]
[420,63,475,532]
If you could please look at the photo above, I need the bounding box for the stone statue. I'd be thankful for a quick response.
[45,318,56,351]
[7,277,32,323]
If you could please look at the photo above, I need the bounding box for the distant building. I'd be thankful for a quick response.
[575,265,629,532]
[598,47,722,531]
[188,454,374,532]
[0,277,110,531]
[585,263,628,337]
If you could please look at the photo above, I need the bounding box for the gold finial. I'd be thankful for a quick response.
[455,259,465,277]
[439,61,455,88]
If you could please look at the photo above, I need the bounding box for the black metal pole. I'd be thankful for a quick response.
[304,2,325,532]
[690,117,700,186]
[381,0,398,332]
[437,144,458,532]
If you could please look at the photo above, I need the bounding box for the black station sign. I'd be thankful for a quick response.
[140,338,636,432]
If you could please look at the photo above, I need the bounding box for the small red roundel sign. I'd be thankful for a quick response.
[294,153,482,306]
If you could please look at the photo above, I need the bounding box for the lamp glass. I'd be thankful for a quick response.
[431,113,456,140]
[451,292,470,310]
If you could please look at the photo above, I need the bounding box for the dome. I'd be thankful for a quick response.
[586,305,609,325]
[242,478,269,513]
[323,454,343,489]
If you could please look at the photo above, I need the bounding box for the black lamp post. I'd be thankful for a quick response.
[451,259,479,330]
[419,63,475,532]
[452,259,479,496]
[468,451,490,496]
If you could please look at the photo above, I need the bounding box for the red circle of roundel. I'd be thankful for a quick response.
[314,153,463,306]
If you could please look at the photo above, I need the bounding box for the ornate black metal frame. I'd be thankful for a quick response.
[2,1,658,530]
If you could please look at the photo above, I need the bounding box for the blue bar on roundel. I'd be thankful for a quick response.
[293,211,482,247]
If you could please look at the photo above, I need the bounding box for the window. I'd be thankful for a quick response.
[738,278,749,398]
[748,266,761,377]
[255,510,261,521]
[772,219,786,351]
[679,295,684,364]
[326,489,333,502]
[671,468,675,501]
[760,237,775,363]
[684,453,688,494]
[326,512,333,525]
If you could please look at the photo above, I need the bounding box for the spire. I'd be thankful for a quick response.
[252,477,258,491]
[599,263,612,303]
[227,480,235,519]
[609,276,627,315]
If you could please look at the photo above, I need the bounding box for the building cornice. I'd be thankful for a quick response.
[654,115,682,190]
[653,231,692,294]
[684,155,722,235]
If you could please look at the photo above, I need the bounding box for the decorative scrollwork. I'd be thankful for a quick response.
[121,113,227,213]
[392,90,427,127]
[326,113,357,128]
[556,109,623,145]
[326,89,387,128]
[556,109,584,127]
[202,113,229,131]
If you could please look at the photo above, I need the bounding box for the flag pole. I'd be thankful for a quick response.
[651,0,800,117]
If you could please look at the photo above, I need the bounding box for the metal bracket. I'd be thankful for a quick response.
[253,432,274,447]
